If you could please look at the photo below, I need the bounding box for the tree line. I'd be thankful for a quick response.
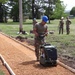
[0,0,75,23]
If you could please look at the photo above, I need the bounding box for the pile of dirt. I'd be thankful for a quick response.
[16,36,27,42]
[16,36,34,45]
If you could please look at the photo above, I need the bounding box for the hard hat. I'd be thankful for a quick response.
[33,18,36,21]
[66,17,69,19]
[61,17,64,19]
[42,16,48,22]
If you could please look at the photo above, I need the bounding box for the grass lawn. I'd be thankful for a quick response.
[0,70,5,75]
[0,19,75,57]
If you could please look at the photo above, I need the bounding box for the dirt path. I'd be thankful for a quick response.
[0,60,10,75]
[0,33,75,75]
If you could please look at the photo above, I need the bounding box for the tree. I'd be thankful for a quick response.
[9,0,31,21]
[53,0,65,19]
[28,0,44,19]
[45,0,55,23]
[8,0,19,22]
[9,0,65,22]
[0,0,8,3]
[0,0,8,22]
[32,0,35,20]
[40,0,58,23]
[70,7,75,17]
[10,3,19,22]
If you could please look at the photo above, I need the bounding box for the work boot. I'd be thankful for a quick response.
[36,56,39,61]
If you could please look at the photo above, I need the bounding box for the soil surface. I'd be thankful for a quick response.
[0,60,10,75]
[0,33,75,75]
[17,36,75,69]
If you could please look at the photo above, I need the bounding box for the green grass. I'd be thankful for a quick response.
[0,70,5,75]
[0,19,75,57]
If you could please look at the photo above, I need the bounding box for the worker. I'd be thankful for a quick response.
[65,17,71,35]
[59,17,64,34]
[33,16,48,61]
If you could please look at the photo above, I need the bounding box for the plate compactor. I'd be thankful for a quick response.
[39,35,57,66]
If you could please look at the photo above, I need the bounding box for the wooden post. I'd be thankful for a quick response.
[19,0,23,32]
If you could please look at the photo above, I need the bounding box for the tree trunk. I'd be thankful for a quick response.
[48,0,50,23]
[32,0,35,20]
[0,3,4,22]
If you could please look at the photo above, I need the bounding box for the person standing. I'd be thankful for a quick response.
[33,16,48,61]
[59,17,64,34]
[66,17,71,35]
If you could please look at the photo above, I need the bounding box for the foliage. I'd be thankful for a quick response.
[53,0,65,19]
[0,0,8,22]
[0,70,5,75]
[0,0,67,23]
[0,0,8,3]
[9,0,32,21]
[70,7,75,16]
[10,3,19,22]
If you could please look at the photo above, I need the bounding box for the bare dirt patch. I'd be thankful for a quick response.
[0,60,10,75]
[0,34,75,75]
